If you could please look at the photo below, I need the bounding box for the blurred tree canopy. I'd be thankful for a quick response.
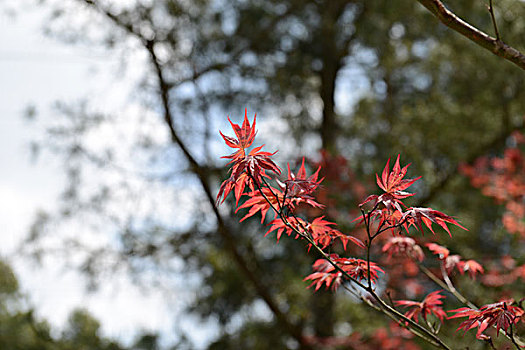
[0,259,136,349]
[16,0,525,348]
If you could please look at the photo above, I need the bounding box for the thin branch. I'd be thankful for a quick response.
[415,0,525,71]
[360,294,443,346]
[418,263,476,309]
[509,323,522,350]
[488,0,500,41]
[486,338,498,350]
[439,263,477,308]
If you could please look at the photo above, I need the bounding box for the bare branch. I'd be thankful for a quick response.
[416,0,525,71]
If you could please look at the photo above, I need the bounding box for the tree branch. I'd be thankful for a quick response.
[76,1,311,347]
[416,0,525,71]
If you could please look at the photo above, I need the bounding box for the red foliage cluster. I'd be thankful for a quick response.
[303,322,420,350]
[426,243,484,279]
[217,111,523,347]
[217,110,365,253]
[449,300,524,340]
[303,254,384,291]
[217,111,281,205]
[481,255,525,287]
[460,131,525,237]
[359,155,420,215]
[395,290,447,323]
[359,155,467,237]
[369,323,421,350]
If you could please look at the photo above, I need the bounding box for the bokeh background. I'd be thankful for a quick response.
[1,0,524,349]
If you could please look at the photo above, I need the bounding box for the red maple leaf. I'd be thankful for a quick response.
[425,244,484,278]
[308,216,365,250]
[263,158,326,210]
[308,216,337,249]
[228,145,281,182]
[358,155,420,232]
[216,173,245,206]
[216,147,281,206]
[265,216,306,242]
[376,154,420,200]
[285,158,322,194]
[280,158,324,208]
[425,243,450,259]
[219,109,257,159]
[304,254,384,291]
[236,187,283,223]
[403,207,467,236]
[303,255,344,291]
[457,259,485,279]
[448,300,524,340]
[395,290,447,323]
[216,111,281,205]
[335,256,384,282]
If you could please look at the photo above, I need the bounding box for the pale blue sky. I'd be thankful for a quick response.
[0,1,197,346]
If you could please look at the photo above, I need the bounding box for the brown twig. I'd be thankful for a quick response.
[488,0,500,41]
[415,0,525,71]
[509,323,522,350]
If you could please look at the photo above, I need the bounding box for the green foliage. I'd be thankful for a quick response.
[0,259,149,350]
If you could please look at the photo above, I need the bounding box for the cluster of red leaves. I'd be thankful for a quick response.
[426,243,484,279]
[402,208,467,237]
[282,159,323,203]
[303,322,420,350]
[217,113,525,347]
[217,112,365,252]
[395,290,447,324]
[235,160,325,223]
[369,322,420,350]
[448,300,524,340]
[359,155,467,236]
[460,131,525,237]
[304,254,384,291]
[217,110,280,205]
[382,237,425,262]
[359,155,419,217]
[262,208,365,249]
[481,256,525,287]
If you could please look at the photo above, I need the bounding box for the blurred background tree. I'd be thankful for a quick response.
[0,258,138,349]
[10,0,525,348]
